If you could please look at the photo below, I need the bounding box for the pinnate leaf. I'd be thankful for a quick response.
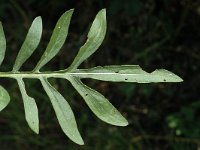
[0,8,184,145]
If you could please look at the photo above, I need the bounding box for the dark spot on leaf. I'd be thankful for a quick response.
[115,71,119,73]
[85,94,88,96]
[125,78,128,80]
[163,79,166,82]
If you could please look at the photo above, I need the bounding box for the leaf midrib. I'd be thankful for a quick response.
[0,71,154,79]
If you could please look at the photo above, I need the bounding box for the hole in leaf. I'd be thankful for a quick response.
[125,78,128,81]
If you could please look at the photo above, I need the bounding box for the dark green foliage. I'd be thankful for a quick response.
[167,101,200,138]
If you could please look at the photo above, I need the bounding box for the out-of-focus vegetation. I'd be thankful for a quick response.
[0,0,199,149]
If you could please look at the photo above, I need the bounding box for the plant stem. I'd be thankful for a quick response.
[0,71,119,79]
[0,71,66,79]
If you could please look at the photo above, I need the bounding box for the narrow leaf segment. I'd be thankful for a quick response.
[68,76,128,126]
[72,65,183,83]
[40,78,84,145]
[17,78,39,134]
[34,9,74,72]
[13,17,42,72]
[67,9,106,71]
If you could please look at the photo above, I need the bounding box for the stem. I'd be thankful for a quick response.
[0,71,67,79]
[0,70,119,79]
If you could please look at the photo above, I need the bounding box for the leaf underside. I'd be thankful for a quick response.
[72,65,183,83]
[0,8,183,145]
[13,16,42,72]
[34,9,74,72]
[17,78,39,134]
[40,78,84,145]
[68,76,128,126]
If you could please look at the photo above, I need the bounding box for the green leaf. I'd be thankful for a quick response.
[67,9,107,71]
[71,65,183,83]
[12,17,42,72]
[0,85,10,111]
[68,77,128,126]
[33,9,74,72]
[0,8,184,145]
[40,77,84,145]
[0,22,6,66]
[17,78,39,134]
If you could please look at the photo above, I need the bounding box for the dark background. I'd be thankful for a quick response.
[0,0,199,149]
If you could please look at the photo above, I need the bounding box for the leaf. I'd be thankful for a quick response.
[12,17,42,72]
[0,22,6,66]
[17,78,39,134]
[0,9,184,145]
[68,76,128,126]
[40,77,84,145]
[67,9,107,71]
[0,85,10,111]
[71,65,183,83]
[33,9,74,72]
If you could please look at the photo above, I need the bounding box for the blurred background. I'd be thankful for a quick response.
[0,0,199,149]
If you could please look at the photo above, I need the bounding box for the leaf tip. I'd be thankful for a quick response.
[122,119,129,126]
[98,8,106,17]
[67,8,74,14]
[69,8,74,11]
[176,76,184,82]
[34,16,43,28]
[69,132,84,145]
[153,69,184,83]
[34,128,39,134]
[76,138,84,145]
[27,120,39,134]
[115,117,129,127]
[35,16,42,21]
[166,72,184,83]
[100,8,106,13]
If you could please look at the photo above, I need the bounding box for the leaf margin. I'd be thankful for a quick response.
[0,21,6,67]
[0,85,10,112]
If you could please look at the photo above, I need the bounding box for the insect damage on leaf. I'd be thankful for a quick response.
[0,8,183,145]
